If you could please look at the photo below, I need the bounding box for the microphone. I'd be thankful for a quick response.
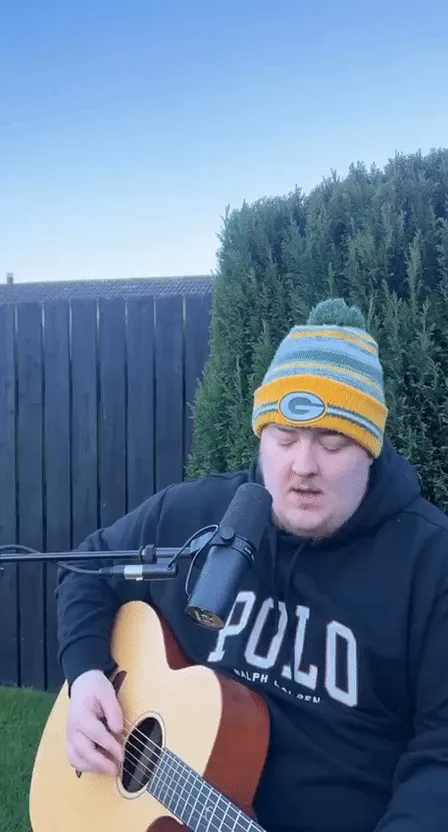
[184,482,273,630]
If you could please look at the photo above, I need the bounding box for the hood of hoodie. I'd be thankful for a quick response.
[248,438,422,550]
[247,439,423,607]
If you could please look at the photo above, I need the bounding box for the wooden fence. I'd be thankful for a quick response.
[0,291,212,692]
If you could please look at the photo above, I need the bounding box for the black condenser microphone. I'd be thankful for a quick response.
[184,482,273,630]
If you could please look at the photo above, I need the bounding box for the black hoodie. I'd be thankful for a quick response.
[56,440,448,832]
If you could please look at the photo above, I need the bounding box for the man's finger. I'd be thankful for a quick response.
[69,730,120,776]
[100,694,124,735]
[83,714,124,762]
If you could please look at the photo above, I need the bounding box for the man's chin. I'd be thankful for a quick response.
[275,509,327,539]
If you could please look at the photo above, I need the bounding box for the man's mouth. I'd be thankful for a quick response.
[292,487,322,496]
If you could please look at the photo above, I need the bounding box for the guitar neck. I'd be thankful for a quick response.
[149,747,265,832]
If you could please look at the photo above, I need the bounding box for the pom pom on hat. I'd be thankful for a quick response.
[306,297,367,329]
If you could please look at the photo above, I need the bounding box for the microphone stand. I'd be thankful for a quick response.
[0,480,273,631]
[0,528,217,579]
[0,525,232,629]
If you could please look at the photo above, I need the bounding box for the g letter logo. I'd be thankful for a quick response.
[279,392,326,423]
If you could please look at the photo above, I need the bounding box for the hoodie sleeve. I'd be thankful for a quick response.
[56,487,169,688]
[374,562,448,831]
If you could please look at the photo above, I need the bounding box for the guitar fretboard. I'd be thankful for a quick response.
[149,747,265,832]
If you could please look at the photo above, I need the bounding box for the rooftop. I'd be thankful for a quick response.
[0,275,214,305]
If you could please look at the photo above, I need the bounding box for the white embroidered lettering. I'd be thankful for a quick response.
[244,599,288,669]
[207,591,255,662]
[282,604,318,689]
[325,620,358,707]
[208,593,358,708]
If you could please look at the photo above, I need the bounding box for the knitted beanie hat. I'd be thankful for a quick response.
[252,297,388,458]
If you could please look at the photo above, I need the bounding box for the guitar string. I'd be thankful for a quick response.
[92,717,255,832]
[101,742,253,832]
[120,713,228,793]
[130,749,254,832]
[121,710,255,821]
[120,723,225,802]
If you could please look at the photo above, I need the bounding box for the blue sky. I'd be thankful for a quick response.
[1,0,447,283]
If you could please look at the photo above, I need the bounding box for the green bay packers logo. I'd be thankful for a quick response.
[279,391,326,423]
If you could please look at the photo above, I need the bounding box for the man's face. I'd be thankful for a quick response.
[259,425,372,539]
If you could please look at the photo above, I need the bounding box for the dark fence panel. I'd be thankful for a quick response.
[126,297,155,511]
[0,305,18,687]
[0,290,212,692]
[44,301,71,691]
[16,303,45,690]
[155,295,184,492]
[99,299,127,528]
[71,300,99,546]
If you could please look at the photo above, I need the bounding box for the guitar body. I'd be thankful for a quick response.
[29,601,270,832]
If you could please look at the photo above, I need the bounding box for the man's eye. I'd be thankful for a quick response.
[320,436,347,451]
[276,433,296,445]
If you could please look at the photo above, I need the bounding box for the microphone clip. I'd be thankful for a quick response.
[207,524,257,565]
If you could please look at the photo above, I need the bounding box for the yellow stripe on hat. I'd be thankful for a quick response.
[253,375,388,433]
[290,329,378,356]
[270,361,384,397]
[253,410,383,458]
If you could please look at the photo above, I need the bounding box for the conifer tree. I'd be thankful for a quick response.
[187,148,448,508]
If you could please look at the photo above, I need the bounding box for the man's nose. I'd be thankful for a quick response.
[291,440,319,476]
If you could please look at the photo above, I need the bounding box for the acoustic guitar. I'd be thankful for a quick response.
[29,601,271,831]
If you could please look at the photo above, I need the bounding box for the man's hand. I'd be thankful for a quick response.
[66,669,124,776]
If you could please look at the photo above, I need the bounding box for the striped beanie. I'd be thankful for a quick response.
[252,298,388,458]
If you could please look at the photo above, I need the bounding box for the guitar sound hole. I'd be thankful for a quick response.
[122,717,163,793]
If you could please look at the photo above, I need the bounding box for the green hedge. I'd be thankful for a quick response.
[188,149,448,511]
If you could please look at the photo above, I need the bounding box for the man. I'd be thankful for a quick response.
[56,297,448,832]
